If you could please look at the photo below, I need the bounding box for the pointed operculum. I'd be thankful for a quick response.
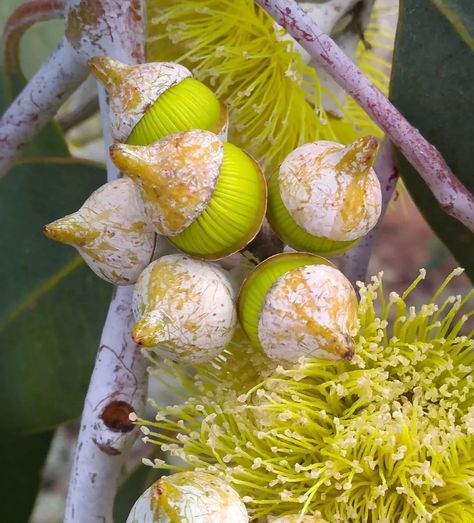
[88,56,129,89]
[43,213,98,246]
[131,312,169,347]
[257,264,359,363]
[335,135,379,177]
[110,143,165,188]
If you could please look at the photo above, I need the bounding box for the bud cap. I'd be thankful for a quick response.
[132,254,237,363]
[89,56,191,141]
[126,472,249,522]
[111,130,224,236]
[274,136,381,243]
[44,178,157,285]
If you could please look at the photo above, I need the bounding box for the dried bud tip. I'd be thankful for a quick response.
[131,314,168,347]
[337,135,379,175]
[43,214,98,245]
[88,55,129,86]
[109,143,149,180]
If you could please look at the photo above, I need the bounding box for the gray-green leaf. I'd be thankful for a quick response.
[390,0,474,281]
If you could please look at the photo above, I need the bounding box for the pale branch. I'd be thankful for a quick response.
[65,286,148,523]
[255,0,474,232]
[64,1,146,521]
[0,0,146,177]
[64,0,144,64]
[338,138,398,286]
[3,0,65,74]
[57,93,99,131]
[0,37,88,175]
[97,85,120,179]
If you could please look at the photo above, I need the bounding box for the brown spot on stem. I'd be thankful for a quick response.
[92,438,121,456]
[65,0,105,50]
[100,400,135,432]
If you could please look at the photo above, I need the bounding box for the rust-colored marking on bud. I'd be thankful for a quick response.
[153,480,165,498]
[151,479,166,512]
[100,400,135,432]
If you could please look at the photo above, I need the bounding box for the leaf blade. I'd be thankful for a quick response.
[0,159,111,434]
[0,430,54,523]
[390,0,474,281]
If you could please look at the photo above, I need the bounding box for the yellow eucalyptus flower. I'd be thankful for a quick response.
[138,269,474,522]
[147,0,397,172]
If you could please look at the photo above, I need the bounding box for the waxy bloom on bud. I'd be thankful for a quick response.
[132,254,237,363]
[44,178,158,285]
[126,472,248,522]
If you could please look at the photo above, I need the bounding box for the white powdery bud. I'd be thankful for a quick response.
[111,130,224,236]
[44,178,158,285]
[89,57,191,142]
[132,254,237,363]
[126,471,248,522]
[258,265,358,362]
[278,137,381,241]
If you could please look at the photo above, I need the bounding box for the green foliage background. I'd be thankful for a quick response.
[390,0,474,281]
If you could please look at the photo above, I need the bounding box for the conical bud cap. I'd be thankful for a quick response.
[111,130,224,235]
[274,136,382,243]
[132,254,237,363]
[89,56,191,141]
[44,213,98,246]
[43,178,157,285]
[238,253,358,362]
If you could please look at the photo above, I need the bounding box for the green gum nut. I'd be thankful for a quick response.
[238,252,333,351]
[110,129,267,260]
[127,77,227,145]
[89,56,227,144]
[238,252,359,362]
[267,137,382,256]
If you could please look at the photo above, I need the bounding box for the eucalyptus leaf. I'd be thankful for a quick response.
[390,0,474,281]
[0,431,53,523]
[0,159,111,434]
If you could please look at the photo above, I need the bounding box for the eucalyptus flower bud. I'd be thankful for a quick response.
[238,252,359,362]
[132,254,237,362]
[267,136,382,255]
[89,56,228,143]
[44,178,158,285]
[111,129,267,260]
[126,472,248,522]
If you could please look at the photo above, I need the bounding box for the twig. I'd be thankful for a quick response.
[3,0,65,74]
[65,287,147,522]
[0,38,88,175]
[97,85,120,179]
[57,94,99,132]
[63,1,146,522]
[338,138,398,286]
[255,0,474,232]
